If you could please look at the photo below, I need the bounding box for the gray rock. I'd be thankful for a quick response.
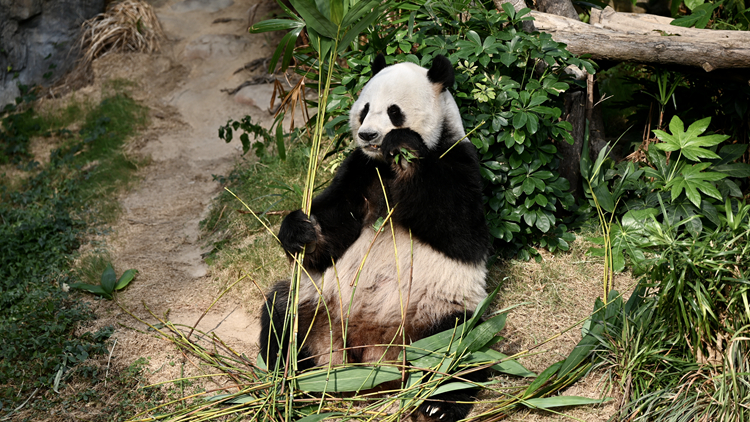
[0,0,106,107]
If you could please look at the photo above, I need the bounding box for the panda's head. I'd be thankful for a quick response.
[349,55,466,160]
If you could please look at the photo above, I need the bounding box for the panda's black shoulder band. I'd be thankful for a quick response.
[427,55,455,91]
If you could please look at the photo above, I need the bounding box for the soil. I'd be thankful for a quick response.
[81,0,284,386]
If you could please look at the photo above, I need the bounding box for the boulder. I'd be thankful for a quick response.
[0,0,106,106]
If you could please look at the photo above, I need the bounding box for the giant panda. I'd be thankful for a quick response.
[260,54,490,422]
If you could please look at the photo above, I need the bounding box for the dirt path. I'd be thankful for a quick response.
[87,0,280,384]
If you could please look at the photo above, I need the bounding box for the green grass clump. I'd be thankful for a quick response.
[0,91,146,415]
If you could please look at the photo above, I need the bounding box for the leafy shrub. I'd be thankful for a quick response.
[0,93,145,410]
[248,0,594,259]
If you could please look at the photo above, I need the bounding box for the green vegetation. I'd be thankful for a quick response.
[0,88,147,416]
[69,263,138,300]
[205,0,750,420]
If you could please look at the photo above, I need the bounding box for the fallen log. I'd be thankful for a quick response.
[530,7,750,71]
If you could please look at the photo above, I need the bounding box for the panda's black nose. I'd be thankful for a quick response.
[358,131,378,142]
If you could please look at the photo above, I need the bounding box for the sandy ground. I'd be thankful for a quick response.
[83,0,283,386]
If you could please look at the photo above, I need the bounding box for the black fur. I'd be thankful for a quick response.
[387,104,405,127]
[382,127,488,264]
[372,53,387,76]
[427,55,455,91]
[259,281,315,372]
[359,102,370,124]
[278,148,392,273]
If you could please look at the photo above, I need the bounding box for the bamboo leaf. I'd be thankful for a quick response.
[298,413,343,422]
[295,365,402,392]
[338,5,384,53]
[249,18,304,33]
[478,348,536,377]
[290,0,337,38]
[341,0,380,27]
[524,396,611,409]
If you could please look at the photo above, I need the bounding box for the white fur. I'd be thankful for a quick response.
[349,62,466,159]
[298,226,487,366]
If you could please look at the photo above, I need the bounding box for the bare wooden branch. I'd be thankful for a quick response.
[531,7,750,71]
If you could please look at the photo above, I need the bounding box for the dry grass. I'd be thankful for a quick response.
[52,0,164,96]
[489,233,637,421]
[80,0,164,63]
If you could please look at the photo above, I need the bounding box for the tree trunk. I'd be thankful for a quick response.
[532,7,750,71]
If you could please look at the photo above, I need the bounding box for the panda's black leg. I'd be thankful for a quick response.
[413,311,490,422]
[259,280,316,373]
[259,281,290,372]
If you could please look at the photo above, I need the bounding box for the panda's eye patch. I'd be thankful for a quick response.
[359,103,369,124]
[387,105,405,127]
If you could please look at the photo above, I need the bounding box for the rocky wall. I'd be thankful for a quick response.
[0,0,106,107]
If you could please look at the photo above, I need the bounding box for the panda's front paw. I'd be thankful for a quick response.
[382,129,425,173]
[278,210,318,255]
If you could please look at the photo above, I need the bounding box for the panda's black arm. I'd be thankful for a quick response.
[385,131,489,264]
[278,149,383,272]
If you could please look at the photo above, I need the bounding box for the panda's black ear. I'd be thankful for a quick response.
[427,55,454,91]
[372,54,387,76]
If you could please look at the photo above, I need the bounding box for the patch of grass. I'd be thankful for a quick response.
[75,251,114,286]
[201,147,321,303]
[0,90,147,416]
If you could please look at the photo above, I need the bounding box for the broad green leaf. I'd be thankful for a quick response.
[713,163,750,177]
[653,116,727,162]
[295,365,402,392]
[69,283,110,298]
[281,27,302,71]
[668,114,685,136]
[684,116,710,138]
[557,322,603,377]
[524,396,611,409]
[341,0,380,27]
[101,263,117,294]
[455,313,507,355]
[592,184,615,213]
[524,361,562,396]
[536,213,551,233]
[668,163,725,207]
[249,19,304,33]
[652,130,678,150]
[290,0,337,38]
[521,177,535,195]
[684,0,705,10]
[468,283,503,332]
[512,111,528,129]
[467,30,481,45]
[115,269,138,290]
[478,348,536,377]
